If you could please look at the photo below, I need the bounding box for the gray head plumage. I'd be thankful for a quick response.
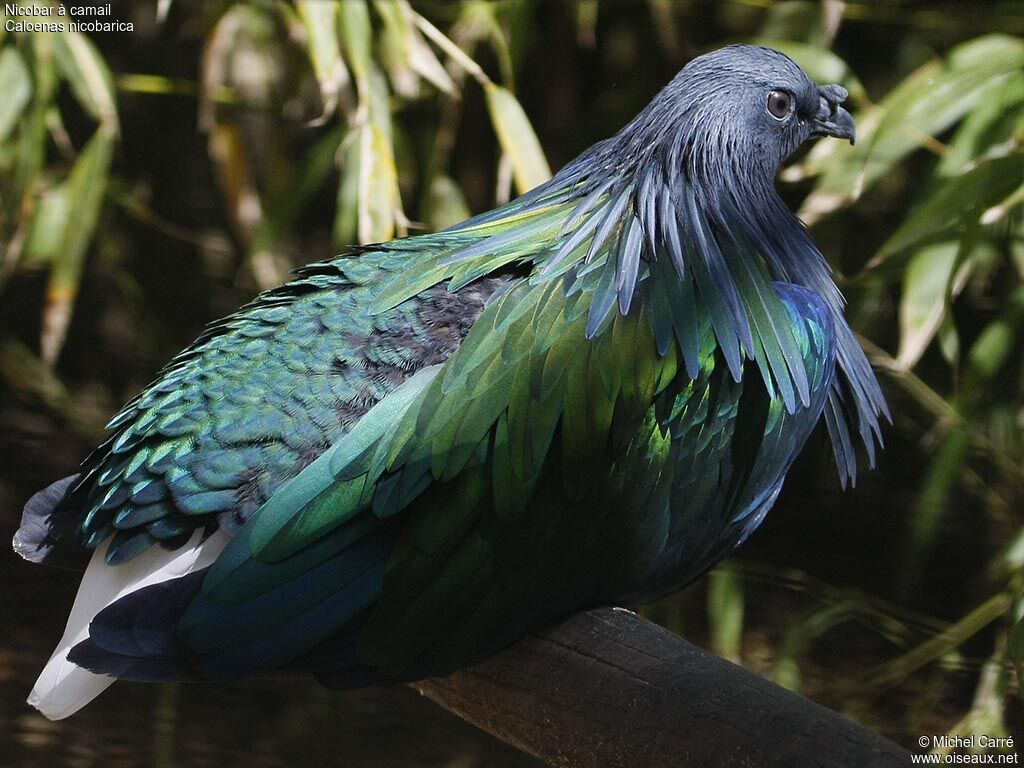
[592,45,855,191]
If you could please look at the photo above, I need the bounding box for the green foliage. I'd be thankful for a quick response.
[795,35,1024,224]
[0,13,118,365]
[1,0,549,362]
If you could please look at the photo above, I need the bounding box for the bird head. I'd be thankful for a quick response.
[605,45,855,191]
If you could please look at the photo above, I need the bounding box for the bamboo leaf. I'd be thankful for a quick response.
[862,593,1011,690]
[373,0,457,97]
[52,29,118,129]
[359,123,399,243]
[405,26,456,94]
[355,65,403,243]
[800,35,1024,223]
[207,122,262,243]
[0,46,31,142]
[334,128,361,246]
[576,0,598,47]
[1010,609,1024,692]
[376,0,417,96]
[42,128,114,366]
[296,0,350,118]
[878,153,1024,259]
[411,10,490,86]
[366,52,394,145]
[937,72,1024,177]
[338,0,373,90]
[373,0,409,53]
[936,311,959,369]
[485,83,551,194]
[1,35,56,272]
[965,284,1024,388]
[199,5,280,129]
[896,242,959,371]
[157,0,172,23]
[24,182,70,265]
[707,562,744,664]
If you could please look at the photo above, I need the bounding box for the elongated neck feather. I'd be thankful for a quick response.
[464,101,885,485]
[377,87,888,485]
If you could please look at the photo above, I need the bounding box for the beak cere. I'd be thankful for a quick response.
[812,84,856,145]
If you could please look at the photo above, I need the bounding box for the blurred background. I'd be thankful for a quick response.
[2,0,1023,765]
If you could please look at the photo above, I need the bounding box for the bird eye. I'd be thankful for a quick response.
[767,90,792,120]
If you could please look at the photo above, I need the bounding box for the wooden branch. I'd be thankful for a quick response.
[413,607,911,767]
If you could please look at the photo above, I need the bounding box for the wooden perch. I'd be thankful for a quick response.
[413,607,911,767]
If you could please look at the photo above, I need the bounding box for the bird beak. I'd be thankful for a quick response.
[813,106,856,144]
[812,84,856,145]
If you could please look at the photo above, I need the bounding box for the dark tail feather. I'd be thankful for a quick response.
[13,474,90,570]
[71,568,388,686]
[68,570,206,682]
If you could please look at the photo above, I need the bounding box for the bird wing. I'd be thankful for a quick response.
[30,183,577,567]
[171,267,684,679]
[23,251,506,566]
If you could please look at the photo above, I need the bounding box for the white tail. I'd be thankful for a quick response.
[29,529,230,720]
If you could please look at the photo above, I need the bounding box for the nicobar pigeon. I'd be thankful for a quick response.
[15,45,887,720]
